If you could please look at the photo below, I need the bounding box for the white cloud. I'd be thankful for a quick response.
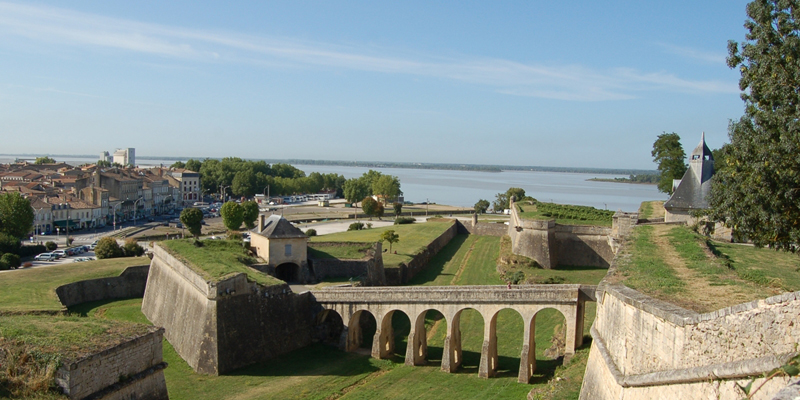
[0,2,738,101]
[658,43,728,65]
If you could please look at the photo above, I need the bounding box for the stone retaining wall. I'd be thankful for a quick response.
[55,327,167,400]
[385,221,457,285]
[579,282,800,399]
[55,265,150,307]
[309,242,386,286]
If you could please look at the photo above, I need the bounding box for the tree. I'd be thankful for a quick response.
[122,238,145,257]
[220,202,244,231]
[372,175,401,204]
[493,188,527,211]
[375,202,385,218]
[0,192,34,239]
[180,208,204,239]
[393,202,403,216]
[34,157,55,165]
[380,230,400,253]
[709,0,800,251]
[507,188,526,202]
[474,199,490,214]
[185,159,202,173]
[241,201,259,230]
[96,160,111,167]
[95,237,123,259]
[306,229,317,237]
[361,197,380,219]
[493,192,509,212]
[651,132,687,194]
[170,161,186,169]
[343,179,368,205]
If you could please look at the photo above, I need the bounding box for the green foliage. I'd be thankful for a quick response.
[361,197,380,218]
[160,239,281,286]
[180,208,204,239]
[493,187,527,211]
[170,161,186,169]
[96,159,111,167]
[0,192,35,239]
[44,241,57,251]
[379,230,399,253]
[371,175,401,203]
[94,237,123,259]
[305,229,317,237]
[518,200,614,225]
[343,178,368,204]
[33,157,55,165]
[474,199,490,214]
[348,222,365,231]
[0,232,20,255]
[241,201,259,230]
[393,202,402,216]
[709,0,800,252]
[394,217,415,225]
[185,159,202,173]
[220,202,244,231]
[122,238,145,257]
[651,132,687,194]
[1,253,21,269]
[504,270,525,284]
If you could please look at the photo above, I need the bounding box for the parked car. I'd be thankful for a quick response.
[52,250,66,259]
[34,253,57,261]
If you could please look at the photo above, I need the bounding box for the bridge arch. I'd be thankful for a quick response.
[345,309,377,352]
[315,308,344,347]
[405,307,447,366]
[372,309,411,360]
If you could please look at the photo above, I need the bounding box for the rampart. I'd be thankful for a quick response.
[580,283,800,399]
[457,216,508,237]
[55,265,150,307]
[142,243,315,375]
[384,221,458,285]
[309,242,386,286]
[55,327,167,400]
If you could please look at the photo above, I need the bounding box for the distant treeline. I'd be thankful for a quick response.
[2,154,656,175]
[589,174,659,184]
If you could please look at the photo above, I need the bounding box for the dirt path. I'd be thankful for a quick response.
[450,238,477,285]
[650,225,754,313]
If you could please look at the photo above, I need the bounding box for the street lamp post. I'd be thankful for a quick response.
[133,197,144,226]
[112,203,123,231]
[220,185,229,202]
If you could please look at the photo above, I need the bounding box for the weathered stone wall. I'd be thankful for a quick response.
[580,283,800,400]
[55,327,167,400]
[385,221,457,285]
[553,225,614,267]
[55,265,150,307]
[142,243,316,375]
[310,242,386,286]
[456,218,508,237]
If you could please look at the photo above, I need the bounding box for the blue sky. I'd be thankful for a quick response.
[0,1,750,169]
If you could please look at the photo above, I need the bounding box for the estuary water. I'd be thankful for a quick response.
[0,156,662,212]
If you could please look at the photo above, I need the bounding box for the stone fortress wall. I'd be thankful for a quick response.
[56,264,150,307]
[308,241,386,286]
[384,221,458,285]
[142,243,315,375]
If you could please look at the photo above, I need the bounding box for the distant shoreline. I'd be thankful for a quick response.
[588,178,657,185]
[0,153,656,176]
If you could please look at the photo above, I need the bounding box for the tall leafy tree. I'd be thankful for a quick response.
[34,157,55,165]
[372,175,401,204]
[180,208,204,239]
[185,159,202,173]
[361,197,380,219]
[241,201,260,230]
[651,132,687,194]
[709,0,800,251]
[474,199,490,214]
[220,202,244,231]
[343,179,368,205]
[393,202,403,216]
[0,192,34,239]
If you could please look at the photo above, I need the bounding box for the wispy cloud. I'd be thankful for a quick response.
[658,43,728,64]
[0,2,738,101]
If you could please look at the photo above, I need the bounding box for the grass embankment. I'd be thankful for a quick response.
[0,314,150,399]
[307,243,374,259]
[516,201,613,227]
[614,224,800,313]
[71,232,602,400]
[637,200,665,220]
[309,220,455,268]
[0,257,147,313]
[160,239,283,286]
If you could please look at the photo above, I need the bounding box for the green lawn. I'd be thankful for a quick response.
[616,225,685,297]
[309,221,455,268]
[0,257,147,312]
[516,202,613,227]
[307,243,374,259]
[160,239,283,286]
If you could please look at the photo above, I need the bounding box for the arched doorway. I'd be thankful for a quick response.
[315,309,344,347]
[275,262,299,282]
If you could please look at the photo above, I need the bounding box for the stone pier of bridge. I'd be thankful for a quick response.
[311,285,596,383]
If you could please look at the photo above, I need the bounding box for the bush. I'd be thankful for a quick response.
[0,257,8,271]
[0,232,20,255]
[94,237,123,259]
[45,241,57,251]
[227,232,242,241]
[394,217,415,225]
[348,222,365,231]
[305,229,317,237]
[66,237,74,246]
[1,253,21,269]
[18,245,46,258]
[366,223,373,229]
[122,239,145,257]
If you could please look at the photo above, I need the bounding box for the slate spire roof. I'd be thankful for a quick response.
[664,132,715,211]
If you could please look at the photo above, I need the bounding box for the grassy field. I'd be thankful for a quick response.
[0,257,147,312]
[516,202,613,227]
[637,201,665,220]
[160,239,283,286]
[613,224,800,313]
[307,243,374,259]
[309,220,454,268]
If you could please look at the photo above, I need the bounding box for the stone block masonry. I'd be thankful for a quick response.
[56,265,150,307]
[385,221,458,285]
[55,327,167,400]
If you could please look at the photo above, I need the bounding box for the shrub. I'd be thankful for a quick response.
[394,217,415,225]
[122,239,145,257]
[0,232,20,255]
[227,232,242,241]
[18,244,46,257]
[66,237,74,246]
[306,229,317,237]
[0,258,8,271]
[1,253,21,269]
[94,237,123,259]
[45,241,57,251]
[348,222,365,231]
[366,223,373,229]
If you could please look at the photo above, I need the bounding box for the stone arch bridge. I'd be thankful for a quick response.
[311,284,596,383]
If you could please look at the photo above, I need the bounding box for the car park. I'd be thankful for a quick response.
[52,250,66,259]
